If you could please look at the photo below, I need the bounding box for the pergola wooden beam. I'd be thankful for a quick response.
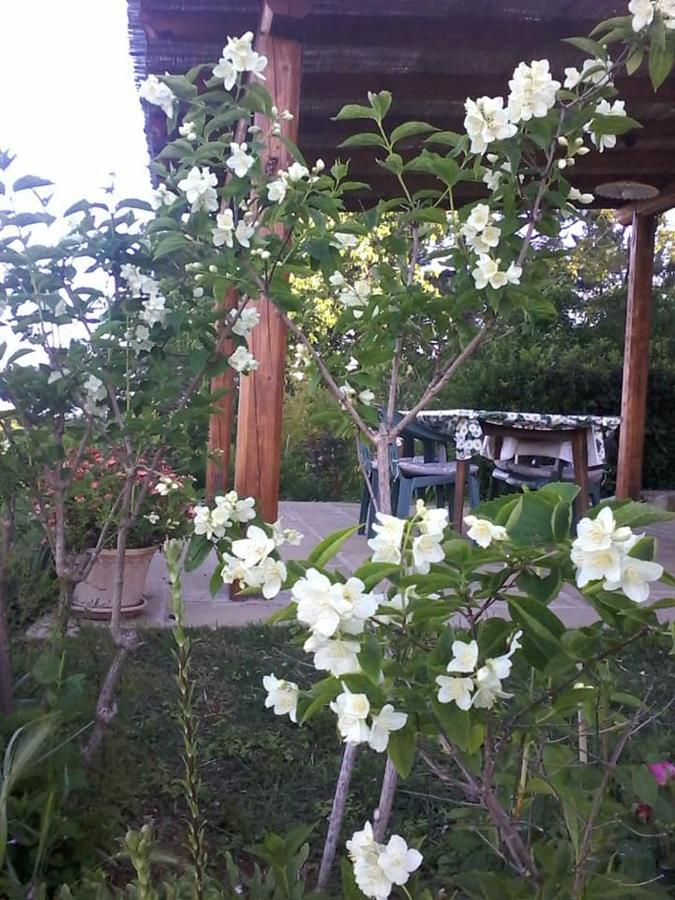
[614,181,675,226]
[232,2,307,522]
[616,211,658,499]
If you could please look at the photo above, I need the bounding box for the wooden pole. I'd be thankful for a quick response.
[616,211,657,499]
[205,288,238,500]
[234,29,302,522]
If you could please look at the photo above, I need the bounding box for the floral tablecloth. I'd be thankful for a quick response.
[415,410,621,464]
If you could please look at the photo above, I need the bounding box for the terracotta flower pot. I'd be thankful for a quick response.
[73,546,157,619]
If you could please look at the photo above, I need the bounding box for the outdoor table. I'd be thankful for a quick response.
[415,410,621,533]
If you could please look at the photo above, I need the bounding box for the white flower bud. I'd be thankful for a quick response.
[271,105,278,117]
[557,136,568,148]
[576,146,590,156]
[557,159,567,170]
[209,264,218,273]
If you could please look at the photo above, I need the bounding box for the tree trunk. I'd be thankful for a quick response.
[317,741,359,891]
[0,499,15,717]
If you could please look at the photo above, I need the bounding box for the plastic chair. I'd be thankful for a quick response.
[492,458,604,506]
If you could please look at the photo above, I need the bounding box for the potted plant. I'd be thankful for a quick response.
[61,448,194,618]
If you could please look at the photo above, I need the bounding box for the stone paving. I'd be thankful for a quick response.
[35,499,673,634]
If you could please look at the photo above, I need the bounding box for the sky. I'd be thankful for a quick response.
[0,0,151,212]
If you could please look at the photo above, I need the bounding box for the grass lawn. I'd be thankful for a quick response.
[11,623,675,891]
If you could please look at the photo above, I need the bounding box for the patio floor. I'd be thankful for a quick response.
[49,500,675,632]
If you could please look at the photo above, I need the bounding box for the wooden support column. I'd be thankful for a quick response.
[234,23,303,522]
[616,211,657,499]
[205,288,238,500]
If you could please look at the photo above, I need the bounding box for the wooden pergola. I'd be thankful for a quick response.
[128,0,675,519]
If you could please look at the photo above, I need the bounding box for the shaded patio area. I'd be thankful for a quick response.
[32,500,674,634]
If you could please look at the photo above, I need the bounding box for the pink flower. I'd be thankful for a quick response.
[635,802,653,824]
[648,761,675,786]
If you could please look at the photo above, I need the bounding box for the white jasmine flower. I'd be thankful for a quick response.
[377,835,423,886]
[306,635,362,676]
[572,545,623,587]
[629,0,655,31]
[338,279,370,313]
[178,165,218,212]
[507,59,560,123]
[155,475,180,496]
[179,121,198,141]
[231,306,260,338]
[140,293,167,328]
[213,209,235,247]
[575,507,633,553]
[603,556,664,603]
[222,31,266,75]
[329,271,345,288]
[347,822,377,861]
[144,512,160,525]
[235,218,256,247]
[286,161,309,181]
[367,705,408,753]
[247,557,287,598]
[412,532,444,574]
[139,75,175,117]
[563,57,610,89]
[446,638,479,673]
[435,675,474,710]
[472,663,513,709]
[228,345,259,373]
[463,95,517,155]
[471,255,512,290]
[330,690,371,744]
[230,494,256,523]
[464,515,508,548]
[293,568,352,638]
[585,99,627,151]
[483,168,502,191]
[267,179,287,203]
[313,158,325,172]
[226,142,255,179]
[332,232,359,251]
[213,54,237,90]
[271,518,303,547]
[263,674,298,722]
[358,389,375,406]
[150,182,177,210]
[193,504,219,540]
[231,524,275,567]
[569,187,594,205]
[367,512,406,564]
[416,500,448,537]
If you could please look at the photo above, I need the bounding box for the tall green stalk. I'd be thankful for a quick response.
[165,539,207,898]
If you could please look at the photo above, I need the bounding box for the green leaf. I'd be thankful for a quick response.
[334,103,378,122]
[405,207,447,225]
[432,698,471,751]
[358,634,382,684]
[626,46,644,76]
[506,493,555,544]
[599,500,675,528]
[115,198,153,212]
[306,524,361,568]
[648,41,675,91]
[298,678,341,724]
[12,175,53,192]
[390,121,438,145]
[538,481,580,506]
[628,535,655,561]
[563,36,607,59]
[424,130,463,146]
[266,601,298,624]
[183,534,212,572]
[31,651,61,685]
[377,153,403,176]
[153,232,190,260]
[590,114,642,137]
[517,567,562,605]
[507,595,565,669]
[353,562,400,591]
[339,132,387,149]
[387,722,416,778]
[428,155,461,188]
[551,501,572,541]
[368,90,392,120]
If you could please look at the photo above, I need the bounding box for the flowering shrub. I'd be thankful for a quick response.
[61,448,195,550]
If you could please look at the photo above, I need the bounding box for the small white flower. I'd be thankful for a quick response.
[178,166,218,212]
[435,675,474,710]
[463,95,517,155]
[446,638,479,673]
[603,556,664,603]
[575,507,633,553]
[377,835,423,886]
[263,674,298,722]
[564,57,610,90]
[179,121,198,141]
[213,209,235,247]
[358,389,375,406]
[367,705,408,753]
[235,218,256,247]
[464,515,508,549]
[306,635,362,676]
[507,59,560,123]
[227,142,255,179]
[144,512,160,525]
[150,182,177,210]
[330,689,371,744]
[412,532,444,574]
[139,75,175,117]
[293,568,352,638]
[231,306,260,338]
[629,0,655,31]
[213,55,237,90]
[286,161,309,182]
[332,231,359,251]
[471,255,511,290]
[267,179,287,203]
[585,98,627,152]
[247,557,287,598]
[367,512,406,564]
[231,524,275,567]
[568,187,594,205]
[228,346,259,373]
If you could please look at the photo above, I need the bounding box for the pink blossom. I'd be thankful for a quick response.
[648,761,675,786]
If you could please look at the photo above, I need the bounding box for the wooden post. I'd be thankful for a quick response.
[205,288,238,500]
[616,211,657,499]
[234,28,302,522]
